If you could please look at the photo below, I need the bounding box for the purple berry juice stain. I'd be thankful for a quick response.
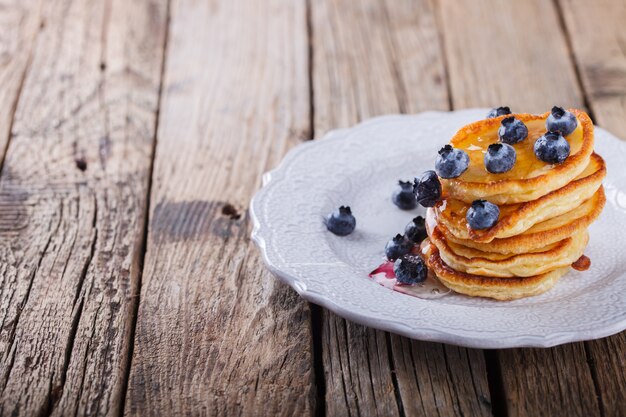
[369,260,451,299]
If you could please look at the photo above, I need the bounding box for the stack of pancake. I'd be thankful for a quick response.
[423,110,606,300]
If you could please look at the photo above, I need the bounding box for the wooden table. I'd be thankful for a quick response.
[0,0,624,415]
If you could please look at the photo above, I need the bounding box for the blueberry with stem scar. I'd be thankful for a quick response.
[404,216,427,243]
[392,180,418,210]
[487,106,512,118]
[498,117,528,144]
[484,143,516,173]
[325,206,356,236]
[394,254,427,284]
[435,145,470,179]
[413,170,441,208]
[534,131,570,164]
[546,106,577,136]
[385,234,413,260]
[466,200,499,230]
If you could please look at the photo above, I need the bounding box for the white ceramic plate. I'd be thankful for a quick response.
[250,109,626,348]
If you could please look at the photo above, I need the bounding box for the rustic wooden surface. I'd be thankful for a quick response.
[124,0,315,416]
[0,0,623,416]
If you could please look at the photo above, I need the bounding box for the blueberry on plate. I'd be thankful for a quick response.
[484,143,516,173]
[435,145,470,178]
[325,206,356,236]
[466,200,499,230]
[487,106,512,118]
[534,131,570,164]
[394,254,427,285]
[546,106,577,136]
[385,234,413,260]
[392,180,418,210]
[414,170,442,208]
[405,216,427,243]
[498,117,528,144]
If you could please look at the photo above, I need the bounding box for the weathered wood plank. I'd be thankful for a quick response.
[0,0,42,161]
[440,0,582,113]
[311,1,492,416]
[312,0,449,132]
[0,0,167,415]
[558,0,626,136]
[390,337,492,417]
[124,0,314,415]
[438,0,609,416]
[557,1,626,415]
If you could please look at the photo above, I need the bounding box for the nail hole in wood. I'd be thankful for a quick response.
[75,158,87,171]
[221,203,241,220]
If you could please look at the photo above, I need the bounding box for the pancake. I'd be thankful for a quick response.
[422,241,569,300]
[442,109,595,204]
[429,226,588,278]
[431,187,605,255]
[434,153,606,243]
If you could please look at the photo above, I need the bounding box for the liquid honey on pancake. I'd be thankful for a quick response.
[453,118,583,183]
[436,151,601,233]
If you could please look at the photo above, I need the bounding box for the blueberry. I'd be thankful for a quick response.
[393,254,427,285]
[484,143,516,173]
[392,180,418,210]
[325,206,356,236]
[487,106,512,118]
[498,117,528,144]
[546,106,577,136]
[435,145,470,178]
[414,170,442,208]
[385,234,413,260]
[466,200,500,230]
[534,132,570,164]
[404,216,427,243]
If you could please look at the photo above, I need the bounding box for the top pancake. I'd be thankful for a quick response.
[442,109,595,204]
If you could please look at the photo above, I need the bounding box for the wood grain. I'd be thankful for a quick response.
[0,0,167,415]
[438,0,616,416]
[558,1,626,415]
[311,1,491,416]
[0,0,42,162]
[439,0,583,113]
[558,0,626,135]
[312,0,448,133]
[124,0,315,415]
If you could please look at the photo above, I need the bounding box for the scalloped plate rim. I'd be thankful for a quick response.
[249,109,626,349]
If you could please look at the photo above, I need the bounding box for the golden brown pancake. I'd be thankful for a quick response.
[422,241,568,301]
[419,108,604,301]
[431,187,605,255]
[442,109,595,204]
[429,227,588,278]
[433,153,605,243]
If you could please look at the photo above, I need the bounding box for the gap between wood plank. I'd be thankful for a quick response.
[117,0,172,415]
[582,342,605,417]
[310,304,326,417]
[549,2,605,415]
[384,333,406,417]
[551,0,595,121]
[306,0,315,142]
[432,0,454,111]
[483,350,508,417]
[305,0,326,415]
[379,2,407,115]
